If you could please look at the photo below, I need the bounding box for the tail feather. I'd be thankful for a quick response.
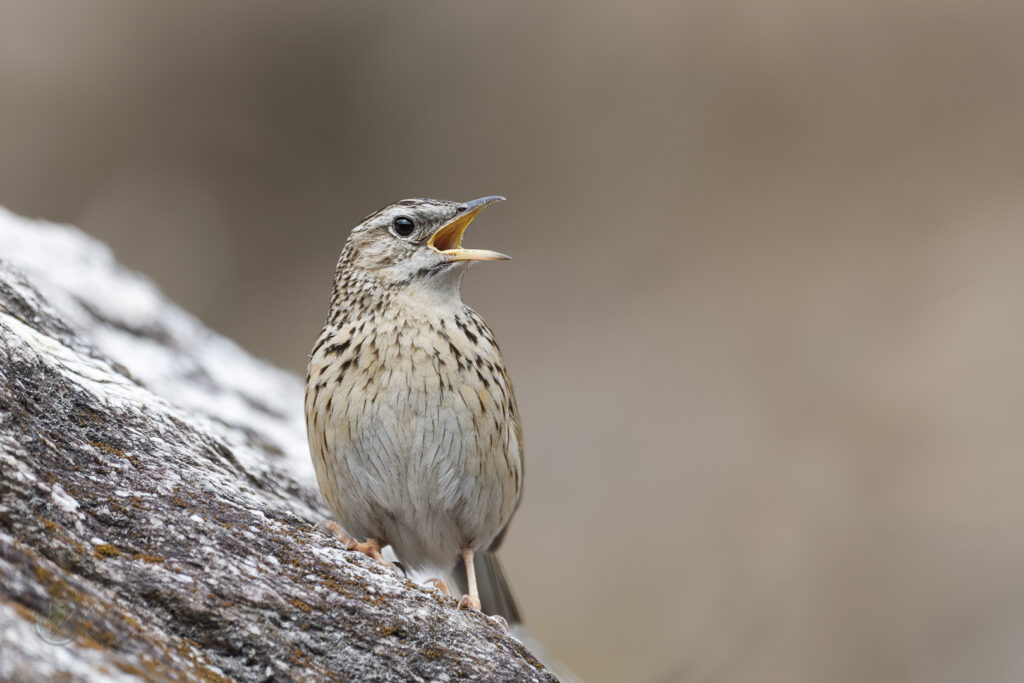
[453,552,522,625]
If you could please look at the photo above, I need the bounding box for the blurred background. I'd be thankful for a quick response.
[3,1,1024,681]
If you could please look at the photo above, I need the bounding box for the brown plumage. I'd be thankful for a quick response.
[305,196,523,622]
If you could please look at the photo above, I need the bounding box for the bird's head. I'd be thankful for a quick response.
[335,196,509,297]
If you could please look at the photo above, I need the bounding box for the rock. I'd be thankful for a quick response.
[0,207,555,682]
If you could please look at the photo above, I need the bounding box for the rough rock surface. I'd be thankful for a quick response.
[0,207,554,682]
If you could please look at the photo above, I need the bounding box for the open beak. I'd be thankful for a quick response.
[428,195,510,262]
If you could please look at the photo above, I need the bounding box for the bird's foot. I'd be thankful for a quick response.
[452,593,506,630]
[315,520,390,567]
[457,594,482,611]
[424,578,451,596]
[452,591,506,629]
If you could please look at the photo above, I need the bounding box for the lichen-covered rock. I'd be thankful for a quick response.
[0,207,555,682]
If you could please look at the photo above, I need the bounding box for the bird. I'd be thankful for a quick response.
[305,196,524,624]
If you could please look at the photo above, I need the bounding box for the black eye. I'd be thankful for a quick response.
[391,217,415,238]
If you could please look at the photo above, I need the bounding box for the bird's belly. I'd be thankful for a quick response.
[324,383,510,570]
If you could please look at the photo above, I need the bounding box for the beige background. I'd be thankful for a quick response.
[3,2,1024,681]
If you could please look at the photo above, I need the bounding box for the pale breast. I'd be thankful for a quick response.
[305,304,522,568]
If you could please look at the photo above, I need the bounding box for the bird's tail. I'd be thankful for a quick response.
[453,551,522,625]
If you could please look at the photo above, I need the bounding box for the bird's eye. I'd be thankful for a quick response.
[391,217,415,238]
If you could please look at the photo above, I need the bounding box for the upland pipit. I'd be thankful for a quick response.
[305,196,523,623]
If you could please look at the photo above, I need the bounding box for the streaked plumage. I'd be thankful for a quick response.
[305,197,523,621]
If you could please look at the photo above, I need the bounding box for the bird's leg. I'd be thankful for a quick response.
[316,520,389,566]
[424,578,451,596]
[457,548,482,611]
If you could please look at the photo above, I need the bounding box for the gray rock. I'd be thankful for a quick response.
[0,207,555,682]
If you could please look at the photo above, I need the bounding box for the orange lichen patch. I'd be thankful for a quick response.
[361,593,389,607]
[379,624,409,639]
[74,408,104,427]
[34,564,54,585]
[93,544,121,560]
[289,598,312,613]
[119,612,143,631]
[133,553,165,564]
[313,571,354,598]
[88,441,124,457]
[112,661,151,678]
[28,562,81,603]
[288,646,314,668]
[88,441,142,468]
[79,630,118,650]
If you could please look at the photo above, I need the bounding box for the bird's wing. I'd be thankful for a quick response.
[489,361,524,553]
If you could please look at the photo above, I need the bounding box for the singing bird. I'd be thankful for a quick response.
[305,196,523,622]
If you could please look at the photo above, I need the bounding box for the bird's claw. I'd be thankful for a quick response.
[425,578,451,596]
[457,594,482,611]
[315,520,392,569]
[314,519,344,539]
